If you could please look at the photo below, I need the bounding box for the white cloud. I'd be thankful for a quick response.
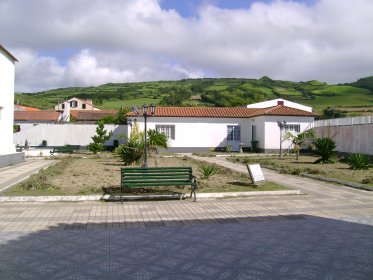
[1,0,373,92]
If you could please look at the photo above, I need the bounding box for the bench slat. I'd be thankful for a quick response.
[121,166,197,201]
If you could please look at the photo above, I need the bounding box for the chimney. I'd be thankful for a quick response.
[277,100,284,106]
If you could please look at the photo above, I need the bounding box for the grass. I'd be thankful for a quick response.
[228,154,373,187]
[1,153,288,196]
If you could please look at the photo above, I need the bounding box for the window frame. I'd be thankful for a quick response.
[155,125,175,140]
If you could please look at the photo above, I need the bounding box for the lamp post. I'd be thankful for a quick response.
[277,120,287,159]
[132,103,155,167]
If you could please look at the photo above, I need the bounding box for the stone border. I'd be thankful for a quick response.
[0,190,302,202]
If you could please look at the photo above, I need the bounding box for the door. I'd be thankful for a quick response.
[227,125,241,152]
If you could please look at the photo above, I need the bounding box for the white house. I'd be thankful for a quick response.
[0,44,24,167]
[127,103,315,153]
[55,97,100,111]
[246,98,312,112]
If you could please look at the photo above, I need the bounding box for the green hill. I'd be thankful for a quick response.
[15,77,373,116]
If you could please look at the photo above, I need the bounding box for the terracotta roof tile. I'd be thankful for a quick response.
[0,44,18,62]
[14,105,41,112]
[250,105,315,117]
[71,110,116,121]
[14,111,60,121]
[127,106,314,118]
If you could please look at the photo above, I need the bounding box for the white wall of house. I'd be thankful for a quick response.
[247,99,312,112]
[129,117,252,151]
[0,49,16,155]
[14,124,126,147]
[55,97,99,111]
[263,116,315,151]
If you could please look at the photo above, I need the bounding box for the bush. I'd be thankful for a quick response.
[347,153,372,170]
[313,137,337,164]
[198,164,218,180]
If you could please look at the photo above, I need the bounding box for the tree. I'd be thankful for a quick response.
[312,137,337,164]
[115,127,168,166]
[115,123,144,165]
[88,121,113,154]
[147,129,168,166]
[285,129,316,160]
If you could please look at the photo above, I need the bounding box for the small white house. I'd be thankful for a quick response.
[0,44,24,167]
[55,97,100,111]
[127,102,315,153]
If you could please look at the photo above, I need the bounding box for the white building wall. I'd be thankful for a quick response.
[14,124,126,147]
[130,117,252,150]
[0,50,16,155]
[263,116,314,151]
[247,99,312,112]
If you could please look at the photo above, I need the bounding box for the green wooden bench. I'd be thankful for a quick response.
[121,167,197,201]
[50,145,81,155]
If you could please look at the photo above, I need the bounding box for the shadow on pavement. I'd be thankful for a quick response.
[0,215,372,280]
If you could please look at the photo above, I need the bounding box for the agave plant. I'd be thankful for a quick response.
[347,153,372,170]
[313,137,336,164]
[198,164,218,180]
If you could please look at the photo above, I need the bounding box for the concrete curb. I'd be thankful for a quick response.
[0,190,302,202]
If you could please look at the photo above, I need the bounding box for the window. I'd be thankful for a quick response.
[62,104,65,109]
[70,100,78,108]
[82,104,86,109]
[155,125,175,140]
[285,124,300,133]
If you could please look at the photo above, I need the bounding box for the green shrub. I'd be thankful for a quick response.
[198,164,218,180]
[313,137,337,164]
[347,153,372,170]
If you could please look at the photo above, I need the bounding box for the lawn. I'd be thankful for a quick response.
[1,153,288,196]
[228,154,373,187]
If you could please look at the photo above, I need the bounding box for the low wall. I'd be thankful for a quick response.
[0,152,25,168]
[14,124,128,147]
[314,124,373,155]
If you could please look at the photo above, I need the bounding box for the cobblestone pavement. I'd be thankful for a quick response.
[0,157,373,279]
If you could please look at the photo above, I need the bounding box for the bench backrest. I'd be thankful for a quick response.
[121,167,193,188]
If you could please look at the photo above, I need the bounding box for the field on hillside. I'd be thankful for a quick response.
[15,77,373,115]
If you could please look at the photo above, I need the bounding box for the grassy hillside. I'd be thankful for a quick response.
[15,77,373,116]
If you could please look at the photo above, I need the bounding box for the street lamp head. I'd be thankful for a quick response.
[150,103,156,115]
[142,103,148,115]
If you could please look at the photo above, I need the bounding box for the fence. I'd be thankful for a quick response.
[312,116,373,155]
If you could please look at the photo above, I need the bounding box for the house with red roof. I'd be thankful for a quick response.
[127,100,315,153]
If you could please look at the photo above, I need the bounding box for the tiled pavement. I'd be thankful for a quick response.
[0,157,373,279]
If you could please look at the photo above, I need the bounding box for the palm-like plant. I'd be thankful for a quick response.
[313,137,337,164]
[285,129,316,160]
[147,129,168,166]
[347,153,372,170]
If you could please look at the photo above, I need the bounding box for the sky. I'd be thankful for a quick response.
[1,0,373,93]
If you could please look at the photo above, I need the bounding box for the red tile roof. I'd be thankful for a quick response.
[128,105,315,118]
[14,105,41,112]
[0,44,18,62]
[70,110,117,121]
[14,111,60,121]
[250,105,315,117]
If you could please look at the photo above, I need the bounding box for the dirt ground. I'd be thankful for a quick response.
[4,153,286,195]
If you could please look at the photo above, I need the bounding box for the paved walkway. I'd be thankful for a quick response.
[0,157,372,279]
[0,159,59,192]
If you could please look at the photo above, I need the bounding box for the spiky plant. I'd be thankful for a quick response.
[347,153,372,170]
[313,137,336,164]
